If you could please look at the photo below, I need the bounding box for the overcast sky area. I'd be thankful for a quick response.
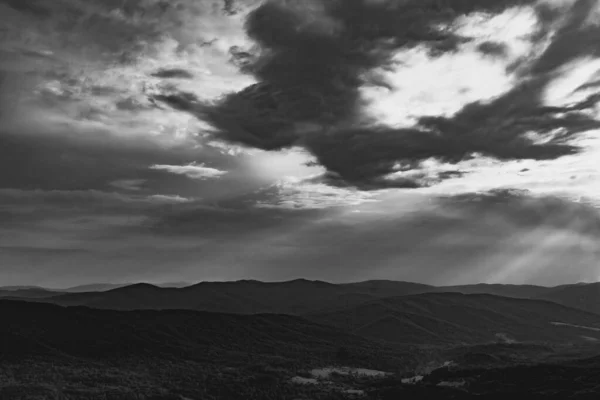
[2,0,600,287]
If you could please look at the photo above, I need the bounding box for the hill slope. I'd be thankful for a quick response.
[0,299,420,400]
[0,288,64,299]
[433,283,552,298]
[534,282,600,315]
[0,299,410,367]
[306,292,600,346]
[4,300,600,399]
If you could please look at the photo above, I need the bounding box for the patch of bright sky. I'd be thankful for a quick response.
[243,146,380,209]
[149,162,228,180]
[543,57,600,107]
[255,178,378,210]
[360,6,540,128]
[246,147,325,183]
[384,158,462,187]
[408,128,600,208]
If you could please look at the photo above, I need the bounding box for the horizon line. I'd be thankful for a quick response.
[3,278,596,291]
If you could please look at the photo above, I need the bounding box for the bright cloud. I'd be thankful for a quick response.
[411,129,600,208]
[361,6,541,128]
[543,57,600,107]
[255,175,378,210]
[149,162,228,180]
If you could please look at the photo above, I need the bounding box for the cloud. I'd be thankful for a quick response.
[0,0,258,137]
[148,194,195,203]
[153,0,600,191]
[227,188,600,286]
[0,188,190,218]
[0,0,51,18]
[252,175,378,209]
[477,41,510,57]
[110,179,147,191]
[4,0,600,287]
[0,121,205,192]
[2,186,600,287]
[149,162,228,179]
[436,188,600,235]
[151,68,195,79]
[0,0,284,202]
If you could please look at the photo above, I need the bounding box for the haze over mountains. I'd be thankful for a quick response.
[308,292,600,346]
[0,281,193,298]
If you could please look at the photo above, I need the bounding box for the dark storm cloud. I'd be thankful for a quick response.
[155,0,600,190]
[0,189,193,233]
[0,185,334,286]
[0,0,51,17]
[0,184,326,241]
[477,41,509,58]
[146,189,329,237]
[0,189,171,214]
[0,120,244,200]
[151,68,195,79]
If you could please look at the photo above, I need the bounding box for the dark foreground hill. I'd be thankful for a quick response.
[307,292,600,346]
[0,300,407,367]
[3,300,600,399]
[0,299,415,399]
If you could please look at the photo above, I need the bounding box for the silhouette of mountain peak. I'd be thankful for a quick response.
[109,283,161,292]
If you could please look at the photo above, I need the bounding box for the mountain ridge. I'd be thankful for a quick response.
[7,278,600,317]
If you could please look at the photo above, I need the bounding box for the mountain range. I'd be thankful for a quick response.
[4,279,600,316]
[5,278,600,349]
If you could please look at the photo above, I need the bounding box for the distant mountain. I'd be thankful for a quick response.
[338,280,435,297]
[0,285,50,291]
[12,279,600,318]
[43,279,366,314]
[0,288,63,299]
[60,281,191,292]
[26,279,506,313]
[59,283,132,292]
[306,292,600,346]
[433,283,552,298]
[338,280,553,299]
[2,281,196,294]
[156,281,194,288]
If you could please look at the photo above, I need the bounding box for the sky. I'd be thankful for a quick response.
[2,0,600,287]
